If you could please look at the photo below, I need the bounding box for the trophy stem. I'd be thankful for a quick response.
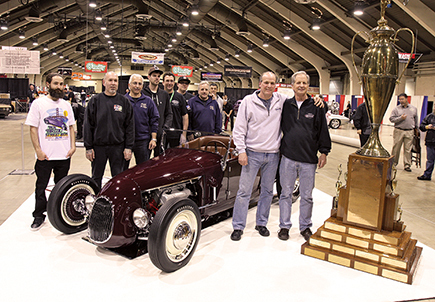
[356,123,390,157]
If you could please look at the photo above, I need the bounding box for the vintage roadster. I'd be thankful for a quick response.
[47,135,298,272]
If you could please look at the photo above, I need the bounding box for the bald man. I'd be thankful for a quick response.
[84,71,135,189]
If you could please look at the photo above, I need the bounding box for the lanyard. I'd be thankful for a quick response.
[169,91,175,103]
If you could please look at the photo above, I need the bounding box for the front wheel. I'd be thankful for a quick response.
[148,198,201,273]
[47,174,99,234]
[329,119,341,129]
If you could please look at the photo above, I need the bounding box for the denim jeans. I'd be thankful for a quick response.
[232,150,279,230]
[423,145,435,178]
[279,156,317,231]
[124,140,151,170]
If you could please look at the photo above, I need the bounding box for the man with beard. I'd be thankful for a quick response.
[84,71,134,190]
[177,76,194,103]
[124,74,159,169]
[162,72,188,147]
[143,65,173,155]
[189,81,222,134]
[25,73,76,230]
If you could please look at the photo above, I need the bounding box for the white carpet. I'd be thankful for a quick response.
[0,187,434,302]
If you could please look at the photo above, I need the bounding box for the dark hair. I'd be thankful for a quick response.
[162,72,175,81]
[210,83,218,88]
[46,73,63,84]
[398,93,408,99]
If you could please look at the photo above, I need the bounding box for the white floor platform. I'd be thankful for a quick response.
[0,188,434,302]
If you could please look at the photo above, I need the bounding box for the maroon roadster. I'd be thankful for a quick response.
[47,135,299,272]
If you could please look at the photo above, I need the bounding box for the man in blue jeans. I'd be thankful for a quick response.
[231,71,285,241]
[278,71,331,241]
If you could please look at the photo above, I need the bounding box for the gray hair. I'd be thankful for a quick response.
[291,71,310,85]
[129,74,144,84]
[198,81,210,89]
[259,71,278,83]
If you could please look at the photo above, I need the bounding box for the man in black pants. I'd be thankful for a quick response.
[25,73,76,230]
[143,65,173,155]
[353,102,371,147]
[84,71,135,190]
[162,72,188,147]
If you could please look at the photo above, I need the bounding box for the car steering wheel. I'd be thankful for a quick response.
[203,140,229,155]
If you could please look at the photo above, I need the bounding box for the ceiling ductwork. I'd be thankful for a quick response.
[191,29,219,51]
[25,1,59,22]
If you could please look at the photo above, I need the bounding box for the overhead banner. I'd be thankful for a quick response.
[72,72,91,80]
[85,61,107,73]
[172,65,193,77]
[131,52,164,65]
[201,72,223,82]
[398,52,423,64]
[58,67,72,76]
[0,49,40,74]
[224,65,252,78]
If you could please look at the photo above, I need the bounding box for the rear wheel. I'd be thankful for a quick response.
[148,198,201,272]
[47,174,99,234]
[330,119,341,129]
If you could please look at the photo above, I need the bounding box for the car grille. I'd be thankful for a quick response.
[88,197,113,243]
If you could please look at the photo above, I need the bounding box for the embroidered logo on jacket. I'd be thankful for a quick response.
[209,106,215,111]
[305,113,315,119]
[140,103,147,109]
[114,104,123,112]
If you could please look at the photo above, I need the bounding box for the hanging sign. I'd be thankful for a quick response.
[131,52,164,64]
[72,72,92,80]
[201,72,223,82]
[171,65,193,77]
[58,67,72,76]
[224,65,252,78]
[0,49,40,74]
[85,61,107,73]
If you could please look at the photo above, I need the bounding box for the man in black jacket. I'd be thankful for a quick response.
[353,102,371,147]
[417,111,435,181]
[143,65,173,155]
[84,71,135,189]
[278,71,331,241]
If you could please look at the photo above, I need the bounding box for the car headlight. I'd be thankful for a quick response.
[85,195,96,213]
[133,208,150,229]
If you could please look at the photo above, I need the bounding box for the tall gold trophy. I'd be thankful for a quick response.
[301,0,422,284]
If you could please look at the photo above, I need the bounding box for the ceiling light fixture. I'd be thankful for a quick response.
[65,57,69,61]
[191,4,199,16]
[216,58,221,64]
[283,28,291,40]
[52,49,57,56]
[262,37,269,47]
[171,36,177,42]
[108,40,112,44]
[32,37,38,46]
[59,53,64,58]
[353,1,365,16]
[101,22,107,31]
[95,10,103,21]
[18,29,25,39]
[43,44,48,51]
[0,20,8,31]
[182,17,189,27]
[209,61,214,66]
[311,18,321,30]
[310,7,323,30]
[176,26,182,36]
[89,0,97,8]
[247,44,253,53]
[235,49,240,57]
[225,54,230,61]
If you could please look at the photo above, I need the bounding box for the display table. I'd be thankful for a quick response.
[0,187,434,301]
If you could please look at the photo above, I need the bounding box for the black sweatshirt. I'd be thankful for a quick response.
[280,96,331,164]
[143,85,173,138]
[84,93,134,150]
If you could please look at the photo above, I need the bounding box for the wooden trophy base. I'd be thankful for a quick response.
[301,153,422,284]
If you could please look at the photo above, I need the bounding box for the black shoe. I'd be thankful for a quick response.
[404,167,412,172]
[231,230,243,241]
[417,175,431,181]
[255,225,270,237]
[300,228,313,241]
[278,228,289,241]
[30,216,45,231]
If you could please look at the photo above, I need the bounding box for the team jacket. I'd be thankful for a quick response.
[420,113,435,146]
[280,96,331,164]
[125,92,159,141]
[189,96,222,134]
[84,93,134,150]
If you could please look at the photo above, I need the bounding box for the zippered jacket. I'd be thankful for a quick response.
[233,91,287,154]
[125,92,159,141]
[280,96,331,164]
[420,113,435,146]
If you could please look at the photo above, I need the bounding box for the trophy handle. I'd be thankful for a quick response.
[394,28,415,83]
[351,31,369,84]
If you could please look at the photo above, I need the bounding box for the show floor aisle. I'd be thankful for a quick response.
[0,189,434,302]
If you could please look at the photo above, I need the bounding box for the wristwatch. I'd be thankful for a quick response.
[152,138,157,142]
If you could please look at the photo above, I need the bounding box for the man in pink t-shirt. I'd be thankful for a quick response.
[25,73,76,230]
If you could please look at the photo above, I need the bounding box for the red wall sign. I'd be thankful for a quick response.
[85,61,108,73]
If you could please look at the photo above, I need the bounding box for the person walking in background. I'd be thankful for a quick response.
[389,93,418,172]
[25,73,76,230]
[353,102,371,147]
[124,74,159,169]
[27,84,39,109]
[223,95,233,131]
[84,71,135,190]
[417,110,435,181]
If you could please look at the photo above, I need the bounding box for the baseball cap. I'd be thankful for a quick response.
[178,76,191,84]
[148,65,163,76]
